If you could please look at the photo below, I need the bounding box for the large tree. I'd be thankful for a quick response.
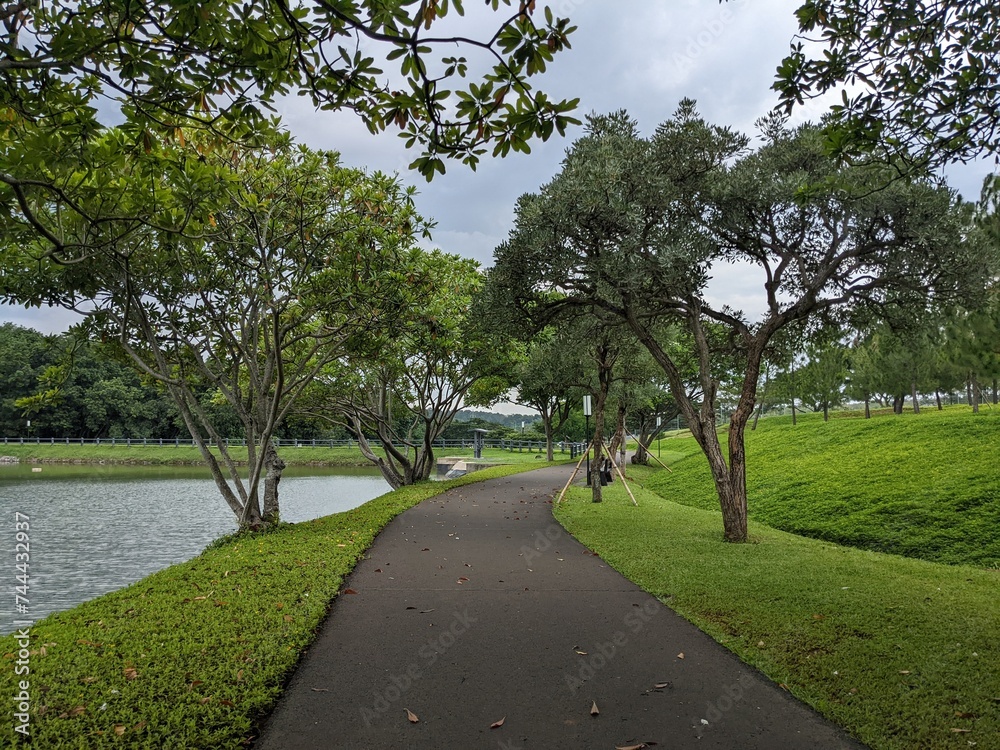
[774,0,1000,170]
[301,250,513,488]
[487,104,986,542]
[1,141,427,528]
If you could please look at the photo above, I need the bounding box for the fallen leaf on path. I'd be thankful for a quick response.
[405,708,419,723]
[653,682,671,690]
[374,568,383,573]
[310,688,329,692]
[421,548,430,552]
[420,609,435,614]
[343,589,358,595]
[676,652,684,660]
[575,650,588,655]
[457,577,469,584]
[590,701,599,716]
[615,744,646,750]
[490,716,505,728]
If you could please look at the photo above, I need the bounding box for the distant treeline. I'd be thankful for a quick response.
[0,324,541,441]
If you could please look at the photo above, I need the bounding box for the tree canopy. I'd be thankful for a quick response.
[486,102,987,540]
[775,0,1000,169]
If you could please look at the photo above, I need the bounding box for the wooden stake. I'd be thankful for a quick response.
[596,441,638,506]
[625,429,673,473]
[555,447,590,504]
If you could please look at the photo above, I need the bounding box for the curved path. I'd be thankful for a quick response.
[254,464,865,749]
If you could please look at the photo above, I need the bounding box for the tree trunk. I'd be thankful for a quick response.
[864,396,871,419]
[993,378,998,405]
[935,390,942,410]
[543,408,555,462]
[262,441,285,525]
[591,389,607,503]
[823,401,829,422]
[911,381,920,414]
[971,373,981,414]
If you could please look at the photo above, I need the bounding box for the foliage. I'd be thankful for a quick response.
[775,0,1000,169]
[556,475,1000,750]
[487,102,985,541]
[0,462,549,748]
[2,141,430,528]
[300,249,517,487]
[642,408,1000,567]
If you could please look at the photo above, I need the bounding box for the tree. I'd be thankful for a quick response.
[797,332,849,421]
[512,327,586,461]
[775,0,1000,170]
[301,250,513,488]
[487,104,986,542]
[2,141,426,528]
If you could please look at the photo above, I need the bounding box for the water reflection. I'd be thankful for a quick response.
[0,464,389,633]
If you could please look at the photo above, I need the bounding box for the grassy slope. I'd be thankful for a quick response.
[555,478,1000,750]
[644,408,1000,567]
[0,462,558,749]
[0,443,560,467]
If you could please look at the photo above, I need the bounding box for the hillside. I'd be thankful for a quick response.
[641,407,1000,567]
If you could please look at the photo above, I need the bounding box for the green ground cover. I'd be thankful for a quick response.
[555,477,1000,750]
[0,462,556,749]
[644,407,1000,567]
[0,442,560,467]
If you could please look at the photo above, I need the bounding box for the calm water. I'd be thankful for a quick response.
[0,464,390,633]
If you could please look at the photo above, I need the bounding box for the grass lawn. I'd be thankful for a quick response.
[0,462,557,749]
[0,441,561,468]
[555,475,1000,750]
[644,407,1000,567]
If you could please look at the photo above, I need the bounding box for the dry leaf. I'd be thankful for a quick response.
[575,650,588,655]
[676,652,685,660]
[200,696,212,705]
[653,682,670,690]
[310,688,329,692]
[374,568,383,573]
[69,706,86,717]
[757,641,765,647]
[421,548,430,552]
[275,602,284,610]
[114,725,126,736]
[590,701,599,716]
[133,721,147,732]
[955,711,976,719]
[188,680,204,691]
[337,544,347,548]
[950,728,972,733]
[123,667,139,680]
[405,708,419,723]
[420,609,435,614]
[220,699,235,707]
[80,676,97,684]
[343,589,358,595]
[615,744,646,750]
[236,670,244,682]
[490,716,505,729]
[812,614,825,620]
[283,615,294,622]
[456,577,469,584]
[899,670,911,675]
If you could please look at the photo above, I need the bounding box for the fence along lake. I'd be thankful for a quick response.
[0,464,390,633]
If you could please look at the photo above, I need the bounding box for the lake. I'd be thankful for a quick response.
[0,464,390,633]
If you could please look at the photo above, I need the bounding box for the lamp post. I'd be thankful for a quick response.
[583,395,592,485]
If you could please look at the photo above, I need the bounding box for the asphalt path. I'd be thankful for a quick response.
[254,463,866,750]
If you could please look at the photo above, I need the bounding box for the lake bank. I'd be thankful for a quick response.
[0,462,553,748]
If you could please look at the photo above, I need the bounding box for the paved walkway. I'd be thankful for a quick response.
[255,464,865,749]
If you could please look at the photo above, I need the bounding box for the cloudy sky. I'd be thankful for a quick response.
[3,0,994,338]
